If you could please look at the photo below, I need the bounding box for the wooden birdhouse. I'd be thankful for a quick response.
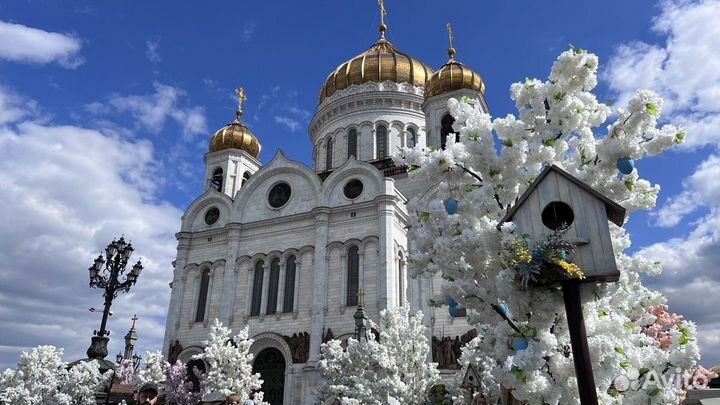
[498,165,626,282]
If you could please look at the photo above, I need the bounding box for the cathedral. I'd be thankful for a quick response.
[162,12,489,404]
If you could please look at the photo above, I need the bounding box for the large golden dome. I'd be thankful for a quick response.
[318,35,433,105]
[425,48,485,99]
[208,88,261,158]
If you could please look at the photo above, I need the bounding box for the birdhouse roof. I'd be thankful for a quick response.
[498,165,626,228]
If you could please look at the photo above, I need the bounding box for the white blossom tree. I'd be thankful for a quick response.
[192,319,267,403]
[397,47,704,404]
[134,350,205,405]
[315,305,439,404]
[0,345,109,405]
[136,350,166,386]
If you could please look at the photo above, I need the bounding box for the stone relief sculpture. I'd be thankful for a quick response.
[283,331,310,363]
[432,329,478,369]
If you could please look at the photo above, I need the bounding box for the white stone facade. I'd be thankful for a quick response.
[162,79,488,404]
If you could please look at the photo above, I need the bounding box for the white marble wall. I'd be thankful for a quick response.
[163,83,488,404]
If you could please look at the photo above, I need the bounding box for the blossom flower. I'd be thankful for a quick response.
[315,306,439,404]
[0,345,109,405]
[192,319,267,404]
[397,46,699,404]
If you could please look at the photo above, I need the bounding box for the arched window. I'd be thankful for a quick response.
[250,262,264,316]
[398,252,405,306]
[347,129,357,158]
[241,171,251,187]
[407,128,416,148]
[283,255,296,313]
[326,138,334,170]
[210,168,223,191]
[347,246,359,306]
[441,114,457,150]
[195,269,210,322]
[266,258,280,315]
[376,125,387,159]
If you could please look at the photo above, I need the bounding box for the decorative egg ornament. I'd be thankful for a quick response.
[512,337,529,351]
[616,157,635,175]
[444,198,458,215]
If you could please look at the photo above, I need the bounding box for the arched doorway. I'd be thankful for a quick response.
[252,348,285,405]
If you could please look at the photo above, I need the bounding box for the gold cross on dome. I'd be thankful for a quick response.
[377,0,388,38]
[447,23,456,60]
[235,87,247,119]
[357,289,366,307]
[131,314,138,328]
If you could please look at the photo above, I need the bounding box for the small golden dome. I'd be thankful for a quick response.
[425,46,485,99]
[318,38,434,105]
[209,121,261,158]
[208,87,261,158]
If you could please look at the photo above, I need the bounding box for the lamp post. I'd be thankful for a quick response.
[86,236,143,365]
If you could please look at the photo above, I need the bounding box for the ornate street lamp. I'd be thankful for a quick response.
[84,236,143,369]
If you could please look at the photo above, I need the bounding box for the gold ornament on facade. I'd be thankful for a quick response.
[424,23,486,99]
[208,87,262,158]
[318,0,433,105]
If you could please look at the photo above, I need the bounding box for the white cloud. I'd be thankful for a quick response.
[89,82,208,139]
[241,23,256,42]
[274,115,300,132]
[636,208,720,367]
[0,20,84,68]
[605,0,720,149]
[145,39,161,63]
[0,85,36,125]
[651,154,720,227]
[253,86,310,132]
[613,0,720,369]
[0,87,181,371]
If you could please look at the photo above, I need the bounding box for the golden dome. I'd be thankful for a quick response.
[208,87,261,158]
[425,48,485,99]
[318,38,434,105]
[209,121,261,158]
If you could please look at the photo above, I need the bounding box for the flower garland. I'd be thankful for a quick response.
[506,229,585,287]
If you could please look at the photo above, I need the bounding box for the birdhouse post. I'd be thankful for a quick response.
[498,165,626,405]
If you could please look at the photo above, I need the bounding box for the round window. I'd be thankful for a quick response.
[344,179,364,199]
[541,201,574,230]
[268,183,292,208]
[204,207,220,225]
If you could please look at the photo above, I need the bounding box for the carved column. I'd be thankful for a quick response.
[277,256,287,314]
[376,195,395,309]
[220,227,241,325]
[260,259,270,317]
[339,252,347,310]
[163,234,191,355]
[308,208,330,364]
[293,258,301,313]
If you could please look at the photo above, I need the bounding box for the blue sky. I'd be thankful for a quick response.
[0,0,718,371]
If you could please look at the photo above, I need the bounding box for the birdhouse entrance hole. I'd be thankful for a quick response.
[541,201,574,230]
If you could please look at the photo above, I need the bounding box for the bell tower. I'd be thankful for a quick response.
[205,87,262,198]
[423,24,489,149]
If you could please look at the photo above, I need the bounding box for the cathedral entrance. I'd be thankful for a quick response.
[252,348,285,405]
